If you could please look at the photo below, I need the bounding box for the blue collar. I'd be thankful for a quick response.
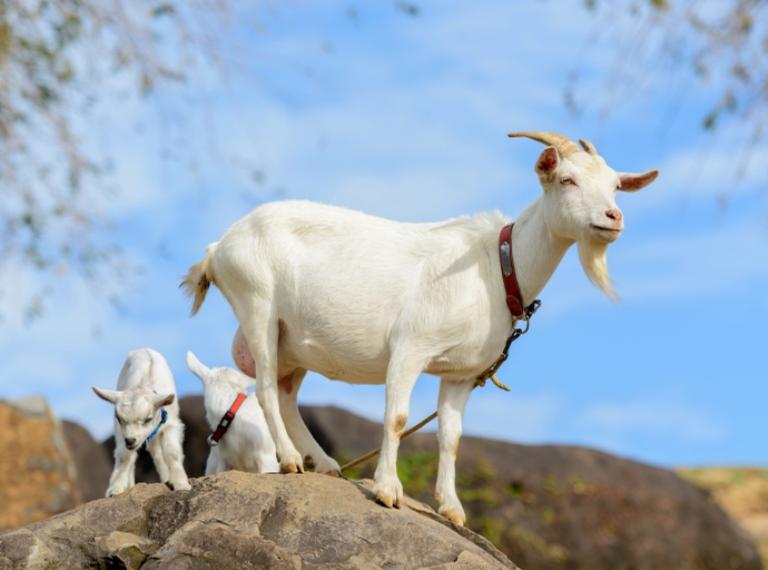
[145,408,168,445]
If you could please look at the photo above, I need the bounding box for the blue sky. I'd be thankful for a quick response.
[1,1,766,467]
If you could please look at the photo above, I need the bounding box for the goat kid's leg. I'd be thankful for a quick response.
[373,354,425,509]
[240,313,303,473]
[158,426,191,491]
[278,369,341,476]
[205,446,226,475]
[147,440,170,483]
[435,379,473,526]
[107,437,138,497]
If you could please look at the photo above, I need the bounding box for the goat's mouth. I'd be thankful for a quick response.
[590,224,622,241]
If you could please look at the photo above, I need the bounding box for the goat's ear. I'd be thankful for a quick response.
[92,386,120,404]
[618,169,659,192]
[186,350,210,383]
[535,146,559,177]
[154,392,175,408]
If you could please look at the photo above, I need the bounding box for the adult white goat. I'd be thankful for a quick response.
[182,132,658,525]
[93,348,191,496]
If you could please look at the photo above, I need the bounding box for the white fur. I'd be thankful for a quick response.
[183,139,657,525]
[186,351,280,475]
[93,348,191,496]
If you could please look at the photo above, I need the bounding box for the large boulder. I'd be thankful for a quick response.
[95,398,762,569]
[61,420,112,502]
[0,397,80,531]
[0,471,518,569]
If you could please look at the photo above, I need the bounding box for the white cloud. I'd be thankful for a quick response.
[581,400,725,443]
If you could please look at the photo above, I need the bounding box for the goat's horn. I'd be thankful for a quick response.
[507,131,581,156]
[579,139,598,155]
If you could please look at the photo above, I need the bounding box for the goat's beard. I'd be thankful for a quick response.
[578,238,618,299]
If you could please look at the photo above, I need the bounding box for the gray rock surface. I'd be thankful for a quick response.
[0,471,519,569]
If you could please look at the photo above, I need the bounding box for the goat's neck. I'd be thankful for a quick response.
[510,200,573,305]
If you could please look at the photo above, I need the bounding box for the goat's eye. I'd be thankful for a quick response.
[560,177,576,186]
[143,418,152,425]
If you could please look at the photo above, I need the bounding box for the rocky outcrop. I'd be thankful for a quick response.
[0,397,80,530]
[87,398,761,569]
[0,471,518,569]
[61,420,112,502]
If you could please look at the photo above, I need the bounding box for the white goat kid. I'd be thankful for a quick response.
[93,348,191,496]
[186,351,280,475]
[182,131,658,526]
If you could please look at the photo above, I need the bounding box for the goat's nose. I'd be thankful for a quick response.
[125,437,136,448]
[605,208,623,223]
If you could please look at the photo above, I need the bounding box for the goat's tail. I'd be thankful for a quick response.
[181,242,218,316]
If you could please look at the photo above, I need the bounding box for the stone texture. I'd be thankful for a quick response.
[0,397,80,530]
[61,419,112,501]
[0,471,518,569]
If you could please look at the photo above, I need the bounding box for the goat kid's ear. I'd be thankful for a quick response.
[154,392,175,408]
[535,146,560,178]
[186,350,211,382]
[92,386,121,404]
[618,169,659,192]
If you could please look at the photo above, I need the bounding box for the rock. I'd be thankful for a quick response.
[0,397,80,530]
[61,420,112,502]
[0,471,519,569]
[679,467,768,567]
[93,399,762,569]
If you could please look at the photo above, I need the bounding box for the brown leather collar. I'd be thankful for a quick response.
[498,224,527,319]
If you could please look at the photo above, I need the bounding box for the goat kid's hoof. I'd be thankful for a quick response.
[440,509,466,527]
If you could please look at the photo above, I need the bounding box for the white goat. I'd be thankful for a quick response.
[93,348,191,496]
[182,131,658,525]
[186,351,280,475]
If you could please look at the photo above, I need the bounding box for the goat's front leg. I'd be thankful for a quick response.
[158,425,191,491]
[147,439,170,483]
[435,378,474,526]
[278,369,341,476]
[107,437,138,497]
[373,353,425,508]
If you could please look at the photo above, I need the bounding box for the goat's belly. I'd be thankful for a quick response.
[282,338,390,384]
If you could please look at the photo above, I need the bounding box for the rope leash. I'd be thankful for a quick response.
[340,300,540,473]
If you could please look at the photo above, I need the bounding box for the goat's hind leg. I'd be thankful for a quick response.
[278,369,341,476]
[238,307,303,473]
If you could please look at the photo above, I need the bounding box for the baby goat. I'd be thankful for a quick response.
[93,348,191,496]
[186,351,280,475]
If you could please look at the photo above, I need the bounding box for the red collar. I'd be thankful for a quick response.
[498,224,528,319]
[207,392,247,446]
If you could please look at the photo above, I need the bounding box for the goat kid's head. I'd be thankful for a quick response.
[186,351,254,395]
[92,385,174,450]
[509,131,658,297]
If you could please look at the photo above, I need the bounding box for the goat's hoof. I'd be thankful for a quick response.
[281,462,303,474]
[322,469,342,478]
[440,509,466,527]
[375,492,396,508]
[165,481,175,491]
